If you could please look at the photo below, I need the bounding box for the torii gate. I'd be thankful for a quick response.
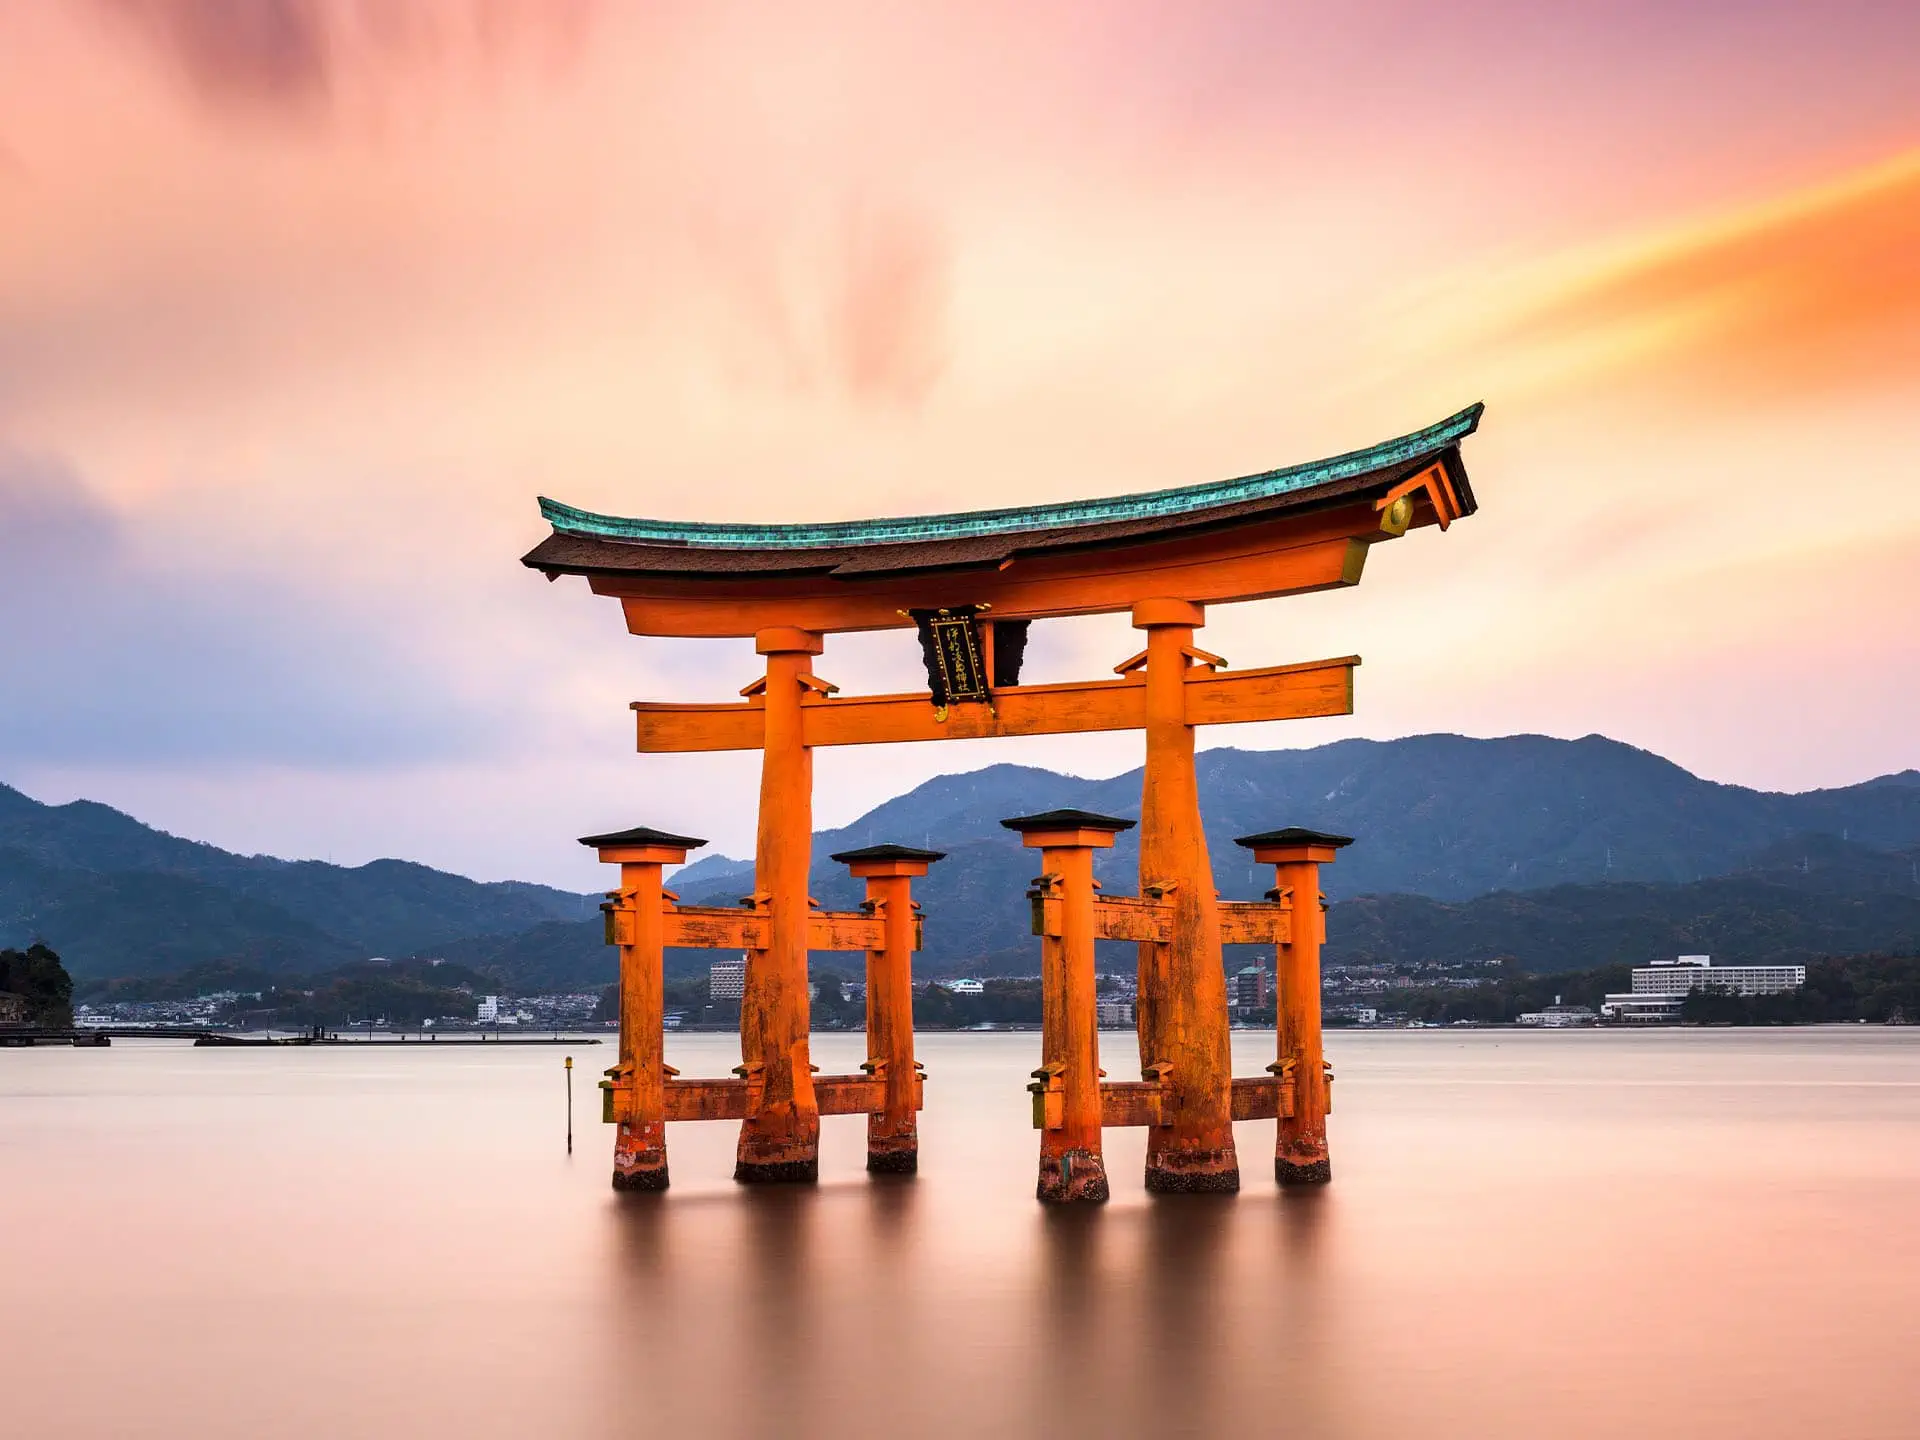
[526,403,1482,1198]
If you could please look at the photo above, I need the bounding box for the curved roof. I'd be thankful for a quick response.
[526,407,1482,576]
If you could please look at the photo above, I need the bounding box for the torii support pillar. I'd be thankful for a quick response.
[1236,828,1353,1185]
[737,626,825,1183]
[1130,598,1238,1193]
[580,824,707,1192]
[830,843,944,1174]
[1004,809,1133,1204]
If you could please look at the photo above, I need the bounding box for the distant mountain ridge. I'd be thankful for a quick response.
[671,738,1920,905]
[455,735,1920,985]
[5,733,1918,981]
[0,783,597,977]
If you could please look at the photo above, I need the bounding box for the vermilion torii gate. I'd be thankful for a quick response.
[526,404,1482,1198]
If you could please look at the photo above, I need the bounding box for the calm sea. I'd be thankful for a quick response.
[3,1028,1917,1439]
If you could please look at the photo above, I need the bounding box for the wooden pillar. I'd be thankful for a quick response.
[579,825,705,1192]
[1236,828,1352,1185]
[832,844,944,1174]
[1004,810,1132,1204]
[736,626,824,1183]
[1131,598,1238,1193]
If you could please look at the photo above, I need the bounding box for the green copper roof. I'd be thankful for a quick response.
[539,403,1482,551]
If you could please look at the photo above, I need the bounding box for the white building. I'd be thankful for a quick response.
[1599,993,1684,1024]
[709,956,746,1002]
[1516,1000,1598,1027]
[1096,999,1135,1028]
[1631,955,1805,997]
[942,978,985,995]
[1599,955,1805,1023]
[475,995,499,1023]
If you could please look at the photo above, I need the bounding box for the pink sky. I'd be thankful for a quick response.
[2,1,1917,888]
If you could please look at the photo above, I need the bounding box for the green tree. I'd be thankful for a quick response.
[0,943,76,1028]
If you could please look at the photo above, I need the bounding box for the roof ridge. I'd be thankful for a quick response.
[537,403,1483,550]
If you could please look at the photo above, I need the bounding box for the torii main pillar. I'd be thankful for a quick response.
[1132,598,1237,1193]
[735,625,824,1182]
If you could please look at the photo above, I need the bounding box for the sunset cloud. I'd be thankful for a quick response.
[0,2,1915,885]
[1465,149,1920,402]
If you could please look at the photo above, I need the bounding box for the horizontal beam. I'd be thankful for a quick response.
[604,522,1377,638]
[663,907,767,950]
[1099,1079,1167,1128]
[808,913,887,951]
[633,655,1357,753]
[657,1073,909,1122]
[1097,1075,1296,1127]
[1230,1075,1293,1122]
[1093,896,1174,944]
[1217,901,1292,946]
[657,907,905,952]
[814,1074,891,1116]
[662,1076,751,1122]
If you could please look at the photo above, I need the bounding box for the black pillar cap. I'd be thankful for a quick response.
[828,843,948,864]
[999,809,1137,834]
[1232,827,1354,850]
[577,825,709,850]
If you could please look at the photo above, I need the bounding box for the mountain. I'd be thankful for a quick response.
[668,737,1920,907]
[416,834,1920,992]
[655,735,1920,965]
[0,783,597,978]
[1327,839,1920,972]
[6,734,1919,983]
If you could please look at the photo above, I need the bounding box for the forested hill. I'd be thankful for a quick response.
[6,733,1919,981]
[673,734,1920,908]
[445,830,1920,987]
[0,783,597,977]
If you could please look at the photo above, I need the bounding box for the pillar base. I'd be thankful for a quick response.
[1145,1145,1241,1194]
[1276,1154,1332,1186]
[734,1157,820,1184]
[866,1146,918,1175]
[1036,1149,1110,1204]
[611,1163,669,1193]
[612,1130,668,1192]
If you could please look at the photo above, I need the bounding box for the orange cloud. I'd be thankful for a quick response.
[1479,149,1920,401]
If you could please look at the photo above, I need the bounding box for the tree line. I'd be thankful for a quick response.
[1378,953,1919,1025]
[0,943,75,1028]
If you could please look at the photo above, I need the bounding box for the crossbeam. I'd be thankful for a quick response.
[632,655,1357,754]
[652,905,908,952]
[649,1073,913,1122]
[1090,1074,1294,1128]
[1217,900,1292,946]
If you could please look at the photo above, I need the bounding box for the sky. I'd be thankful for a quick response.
[2,0,1917,891]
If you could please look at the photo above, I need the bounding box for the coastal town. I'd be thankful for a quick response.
[55,948,1853,1039]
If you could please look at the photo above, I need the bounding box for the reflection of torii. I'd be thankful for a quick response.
[529,403,1483,1194]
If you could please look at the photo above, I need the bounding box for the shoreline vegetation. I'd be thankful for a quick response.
[41,949,1919,1035]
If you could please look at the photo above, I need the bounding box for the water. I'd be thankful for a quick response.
[3,1028,1917,1438]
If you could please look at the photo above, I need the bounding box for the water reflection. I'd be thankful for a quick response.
[5,1032,1918,1439]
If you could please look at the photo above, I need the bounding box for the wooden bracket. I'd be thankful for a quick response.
[1374,462,1458,531]
[1181,644,1228,670]
[1028,1063,1067,1130]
